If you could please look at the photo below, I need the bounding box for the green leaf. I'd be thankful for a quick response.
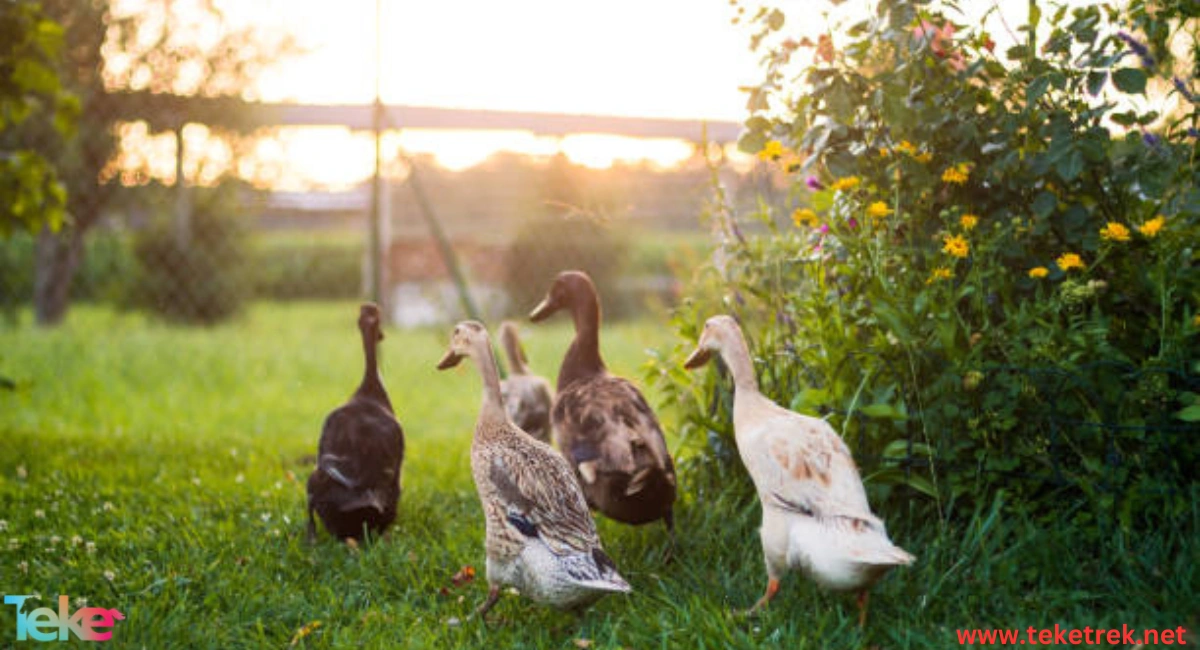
[1112,68,1147,94]
[1086,70,1109,97]
[1028,75,1051,104]
[1058,149,1084,181]
[1175,405,1200,422]
[1032,190,1058,218]
[860,403,907,420]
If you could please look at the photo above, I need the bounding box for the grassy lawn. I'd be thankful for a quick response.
[0,302,1195,648]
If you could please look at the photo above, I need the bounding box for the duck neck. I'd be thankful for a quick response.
[357,326,392,410]
[473,339,509,428]
[720,332,760,394]
[500,326,529,375]
[558,295,605,390]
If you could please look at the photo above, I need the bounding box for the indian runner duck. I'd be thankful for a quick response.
[437,320,630,618]
[497,320,553,444]
[306,303,405,542]
[684,314,913,624]
[529,271,677,539]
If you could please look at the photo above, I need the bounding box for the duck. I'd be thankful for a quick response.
[683,315,913,625]
[497,320,553,444]
[306,303,405,542]
[529,271,677,538]
[437,320,630,617]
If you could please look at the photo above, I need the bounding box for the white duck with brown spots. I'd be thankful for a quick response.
[684,315,914,625]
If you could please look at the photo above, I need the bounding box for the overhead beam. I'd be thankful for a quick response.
[103,92,744,142]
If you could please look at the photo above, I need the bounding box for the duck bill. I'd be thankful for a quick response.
[528,296,558,322]
[683,346,713,370]
[436,350,464,370]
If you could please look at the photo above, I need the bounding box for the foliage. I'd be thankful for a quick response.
[651,0,1199,530]
[251,236,362,301]
[1,303,1196,647]
[0,0,77,237]
[126,183,250,324]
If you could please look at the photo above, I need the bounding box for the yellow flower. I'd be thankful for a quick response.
[1056,252,1085,272]
[758,140,786,161]
[792,207,819,228]
[926,267,954,284]
[830,176,861,191]
[960,214,979,231]
[1193,314,1200,328]
[914,152,933,164]
[1028,266,1049,279]
[879,147,890,157]
[1099,221,1131,242]
[942,163,970,185]
[942,234,970,258]
[895,140,918,156]
[866,201,893,219]
[1138,215,1165,238]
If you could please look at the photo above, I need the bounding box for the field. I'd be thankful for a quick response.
[0,303,1195,648]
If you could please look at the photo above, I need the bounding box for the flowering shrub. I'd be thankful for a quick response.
[652,0,1198,529]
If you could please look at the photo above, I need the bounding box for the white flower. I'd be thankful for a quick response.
[103,570,115,582]
[73,597,87,608]
[34,509,45,519]
[260,513,271,523]
[49,535,60,545]
[16,465,27,479]
[18,561,28,574]
[0,520,7,531]
[71,535,83,546]
[86,541,96,554]
[8,538,20,550]
[229,448,239,457]
[191,477,201,486]
[102,502,114,512]
[235,473,245,484]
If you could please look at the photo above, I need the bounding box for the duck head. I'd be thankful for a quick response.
[437,320,488,370]
[529,270,596,322]
[359,303,384,342]
[684,315,741,369]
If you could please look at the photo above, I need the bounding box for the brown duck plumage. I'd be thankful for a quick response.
[497,320,553,444]
[529,271,677,532]
[437,320,629,617]
[306,303,405,542]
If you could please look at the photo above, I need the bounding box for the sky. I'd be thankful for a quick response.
[114,0,1043,189]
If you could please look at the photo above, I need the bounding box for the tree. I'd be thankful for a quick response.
[0,0,76,238]
[27,0,293,326]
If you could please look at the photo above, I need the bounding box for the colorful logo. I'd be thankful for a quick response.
[4,595,124,642]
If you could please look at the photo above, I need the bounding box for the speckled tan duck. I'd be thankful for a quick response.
[685,315,914,625]
[437,321,630,618]
[497,321,553,444]
[530,271,677,537]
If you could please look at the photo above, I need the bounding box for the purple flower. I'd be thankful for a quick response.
[1142,131,1160,147]
[1173,77,1196,103]
[847,217,859,229]
[1117,30,1155,68]
[806,176,824,190]
[1187,128,1200,139]
[818,224,830,235]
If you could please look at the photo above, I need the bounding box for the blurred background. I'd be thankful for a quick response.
[0,0,814,326]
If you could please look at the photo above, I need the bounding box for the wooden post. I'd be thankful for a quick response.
[174,124,190,249]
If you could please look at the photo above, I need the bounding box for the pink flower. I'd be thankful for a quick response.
[913,20,965,71]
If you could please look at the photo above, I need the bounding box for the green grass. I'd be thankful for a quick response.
[0,303,1195,648]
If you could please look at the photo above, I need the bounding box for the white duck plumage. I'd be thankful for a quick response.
[437,321,630,618]
[684,315,913,623]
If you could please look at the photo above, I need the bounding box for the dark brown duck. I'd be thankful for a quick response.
[306,303,404,541]
[530,271,677,533]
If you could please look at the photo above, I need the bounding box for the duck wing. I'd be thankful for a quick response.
[553,376,675,493]
[743,410,877,526]
[485,438,601,557]
[316,402,404,494]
